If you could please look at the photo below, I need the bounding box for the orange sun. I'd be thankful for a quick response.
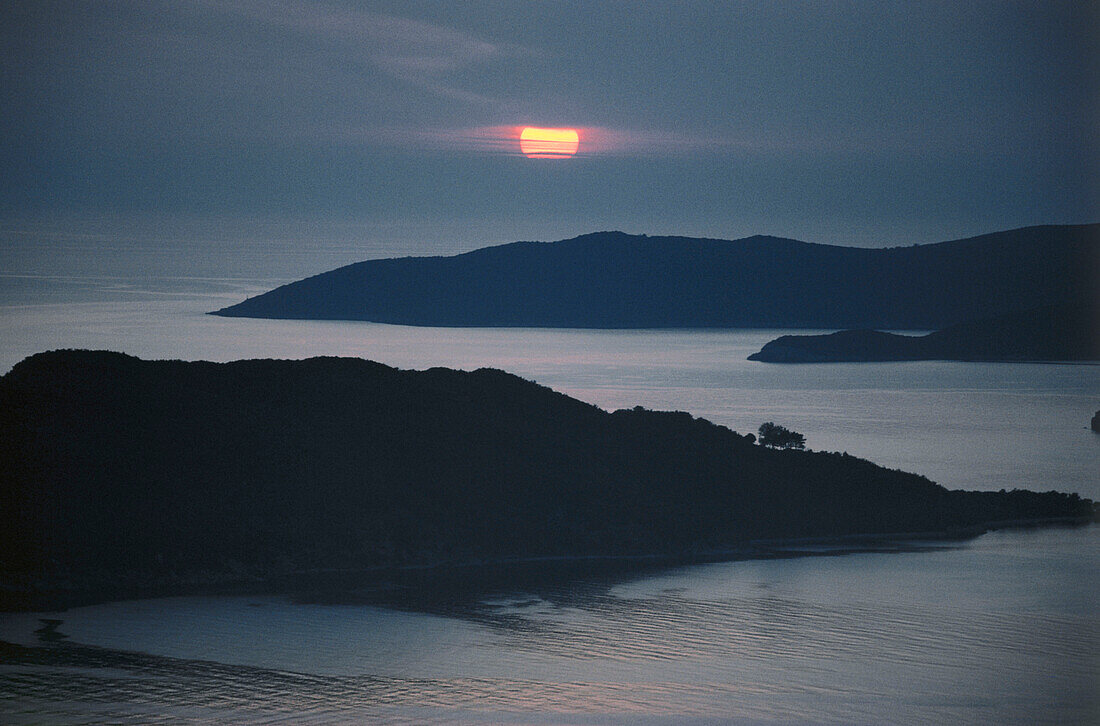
[519,127,580,159]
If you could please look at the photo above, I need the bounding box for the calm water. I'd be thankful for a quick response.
[1,528,1097,725]
[1,226,1098,723]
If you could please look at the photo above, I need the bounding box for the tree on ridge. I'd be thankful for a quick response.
[758,422,806,450]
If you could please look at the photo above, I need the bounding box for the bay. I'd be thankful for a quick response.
[1,527,1096,725]
[0,226,1097,723]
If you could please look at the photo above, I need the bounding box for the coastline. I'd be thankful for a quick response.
[4,515,1093,614]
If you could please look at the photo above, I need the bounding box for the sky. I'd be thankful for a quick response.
[1,0,1098,250]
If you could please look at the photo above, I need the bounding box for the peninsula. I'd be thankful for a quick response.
[748,302,1100,363]
[1,350,1093,610]
[210,224,1098,330]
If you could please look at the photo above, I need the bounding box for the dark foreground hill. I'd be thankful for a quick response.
[211,224,1099,329]
[0,350,1093,609]
[748,302,1100,362]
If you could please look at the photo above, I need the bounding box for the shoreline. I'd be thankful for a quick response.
[3,515,1093,614]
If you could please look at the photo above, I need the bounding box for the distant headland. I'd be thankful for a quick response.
[748,302,1100,363]
[211,224,1098,330]
[1,350,1093,610]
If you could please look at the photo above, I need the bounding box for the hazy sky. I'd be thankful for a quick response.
[2,0,1098,248]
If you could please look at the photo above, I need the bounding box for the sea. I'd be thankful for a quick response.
[0,223,1097,724]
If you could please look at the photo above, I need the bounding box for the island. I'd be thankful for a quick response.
[210,224,1099,330]
[748,302,1100,363]
[1,350,1093,610]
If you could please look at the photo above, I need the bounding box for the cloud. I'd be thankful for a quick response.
[358,125,523,155]
[191,0,534,107]
[331,123,805,158]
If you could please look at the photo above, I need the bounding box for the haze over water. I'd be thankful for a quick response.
[4,1,1097,721]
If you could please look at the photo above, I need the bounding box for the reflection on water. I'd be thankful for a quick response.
[2,527,1097,725]
[1,230,1098,723]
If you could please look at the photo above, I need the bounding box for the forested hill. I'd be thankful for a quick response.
[211,224,1099,329]
[1,350,1092,609]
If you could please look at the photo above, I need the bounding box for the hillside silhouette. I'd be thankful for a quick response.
[211,224,1099,329]
[1,350,1092,609]
[748,302,1100,362]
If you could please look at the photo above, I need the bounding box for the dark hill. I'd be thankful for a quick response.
[211,224,1099,329]
[0,350,1092,609]
[748,302,1100,362]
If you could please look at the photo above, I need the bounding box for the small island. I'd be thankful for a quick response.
[0,350,1094,610]
[748,302,1100,363]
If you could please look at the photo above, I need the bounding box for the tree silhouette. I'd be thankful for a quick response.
[758,422,806,449]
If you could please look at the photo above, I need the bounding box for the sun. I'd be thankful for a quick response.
[519,127,580,159]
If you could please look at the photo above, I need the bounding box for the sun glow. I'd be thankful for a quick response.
[519,127,580,159]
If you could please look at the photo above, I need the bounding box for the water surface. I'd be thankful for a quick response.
[1,225,1097,723]
[1,527,1096,725]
